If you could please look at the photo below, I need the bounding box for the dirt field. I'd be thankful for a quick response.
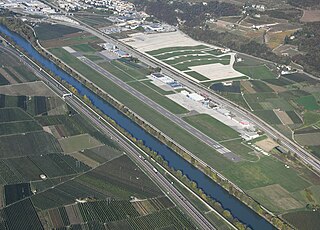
[241,81,256,93]
[255,138,279,152]
[120,31,211,52]
[267,30,298,50]
[58,133,103,153]
[266,83,287,93]
[189,62,243,81]
[274,110,294,125]
[0,81,56,96]
[301,10,320,22]
[295,133,320,146]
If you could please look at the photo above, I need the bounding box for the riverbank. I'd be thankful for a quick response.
[0,19,280,229]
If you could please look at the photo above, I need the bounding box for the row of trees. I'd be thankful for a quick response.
[0,16,292,230]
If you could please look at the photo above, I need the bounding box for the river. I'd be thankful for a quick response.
[0,24,274,230]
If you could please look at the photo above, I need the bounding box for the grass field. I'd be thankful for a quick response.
[35,23,81,41]
[128,81,188,114]
[47,40,320,218]
[147,45,209,56]
[222,156,311,192]
[221,139,258,161]
[71,44,97,53]
[182,114,239,141]
[234,65,277,80]
[296,95,320,111]
[185,71,210,81]
[59,134,103,153]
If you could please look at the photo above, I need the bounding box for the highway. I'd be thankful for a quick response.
[57,18,320,175]
[0,43,215,230]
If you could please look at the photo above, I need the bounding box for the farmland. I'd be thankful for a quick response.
[43,28,320,226]
[35,23,81,41]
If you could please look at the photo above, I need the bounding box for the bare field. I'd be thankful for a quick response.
[255,138,279,152]
[241,81,256,93]
[120,31,211,52]
[295,133,320,146]
[301,10,320,22]
[274,110,294,125]
[0,81,56,96]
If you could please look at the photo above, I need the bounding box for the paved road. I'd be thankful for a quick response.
[65,22,320,174]
[45,1,320,174]
[0,43,215,230]
[78,56,242,161]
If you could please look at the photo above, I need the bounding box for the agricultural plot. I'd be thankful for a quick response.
[0,82,56,97]
[82,145,123,164]
[75,15,112,27]
[0,73,9,86]
[295,133,320,146]
[247,184,304,213]
[0,107,33,122]
[211,81,241,93]
[234,65,277,80]
[254,110,282,124]
[58,133,103,153]
[4,183,32,205]
[105,207,196,230]
[222,157,311,192]
[296,95,320,111]
[77,155,163,200]
[0,198,43,230]
[283,210,320,230]
[182,114,239,141]
[146,45,209,56]
[0,120,42,136]
[0,131,62,158]
[35,23,81,41]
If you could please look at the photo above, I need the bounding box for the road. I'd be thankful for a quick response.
[56,17,320,175]
[0,43,215,230]
[78,56,240,162]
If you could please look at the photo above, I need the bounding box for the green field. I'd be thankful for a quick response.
[283,210,320,230]
[47,40,320,219]
[84,54,104,62]
[221,139,258,161]
[254,110,282,124]
[147,45,209,56]
[174,58,230,71]
[296,95,320,111]
[35,23,81,40]
[222,156,311,192]
[185,71,210,81]
[247,184,304,213]
[128,81,188,114]
[0,120,42,136]
[235,65,277,80]
[71,44,97,53]
[58,133,102,153]
[182,114,239,141]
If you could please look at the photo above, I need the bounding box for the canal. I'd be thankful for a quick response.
[0,24,274,230]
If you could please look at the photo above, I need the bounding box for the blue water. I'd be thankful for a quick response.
[0,25,274,229]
